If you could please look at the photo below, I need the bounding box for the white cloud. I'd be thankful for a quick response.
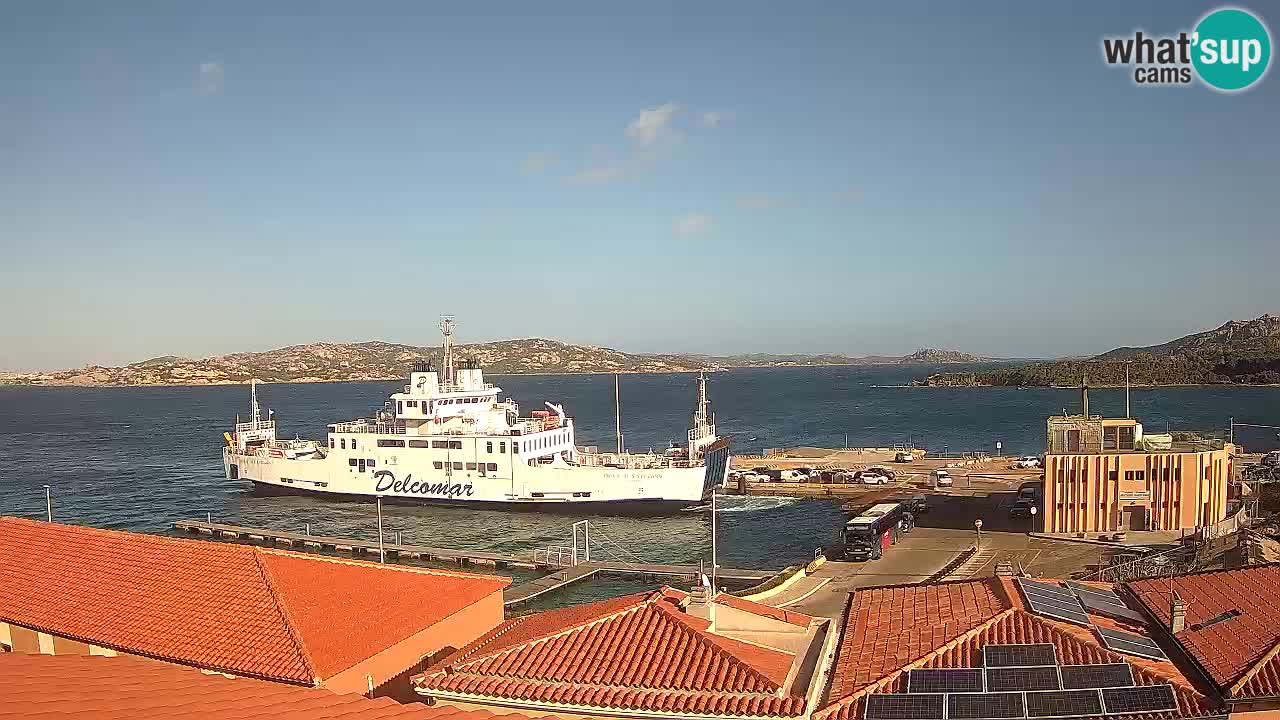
[520,150,557,175]
[625,103,680,146]
[702,111,722,128]
[736,194,783,210]
[197,62,224,96]
[673,212,713,237]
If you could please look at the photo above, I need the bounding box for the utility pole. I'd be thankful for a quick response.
[376,496,385,563]
[43,485,51,523]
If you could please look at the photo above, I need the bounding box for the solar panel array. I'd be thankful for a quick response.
[1097,627,1169,661]
[1064,581,1148,625]
[870,643,1174,720]
[1059,664,1135,690]
[1016,579,1092,627]
[908,669,985,694]
[984,644,1058,667]
[986,667,1062,692]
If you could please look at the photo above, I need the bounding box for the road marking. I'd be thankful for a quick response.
[778,578,832,607]
[946,547,996,580]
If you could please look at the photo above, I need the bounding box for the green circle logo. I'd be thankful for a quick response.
[1192,8,1272,91]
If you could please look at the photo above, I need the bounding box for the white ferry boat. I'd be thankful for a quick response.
[223,319,730,511]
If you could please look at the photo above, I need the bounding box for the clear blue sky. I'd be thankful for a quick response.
[2,1,1277,371]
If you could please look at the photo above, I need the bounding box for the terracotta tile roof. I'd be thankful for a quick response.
[0,517,509,685]
[1128,563,1280,700]
[0,651,548,720]
[415,588,809,717]
[828,578,1010,699]
[818,578,1218,720]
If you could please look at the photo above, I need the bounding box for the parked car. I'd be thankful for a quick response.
[1018,485,1040,503]
[1012,456,1042,469]
[865,466,897,481]
[860,471,890,485]
[895,451,916,463]
[931,469,954,488]
[1010,499,1036,519]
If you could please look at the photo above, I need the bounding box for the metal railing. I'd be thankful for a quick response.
[331,421,407,434]
[534,545,577,568]
[234,420,276,433]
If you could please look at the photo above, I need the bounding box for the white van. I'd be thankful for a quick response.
[931,469,954,488]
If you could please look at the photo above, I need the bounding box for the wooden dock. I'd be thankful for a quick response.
[172,519,537,569]
[173,519,778,607]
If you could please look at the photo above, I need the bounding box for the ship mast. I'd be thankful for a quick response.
[614,373,625,453]
[250,378,262,425]
[440,315,456,386]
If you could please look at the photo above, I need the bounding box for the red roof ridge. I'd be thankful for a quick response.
[1230,627,1280,696]
[424,675,806,717]
[250,548,321,684]
[650,596,790,691]
[434,591,655,671]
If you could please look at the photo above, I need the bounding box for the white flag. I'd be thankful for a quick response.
[701,573,712,588]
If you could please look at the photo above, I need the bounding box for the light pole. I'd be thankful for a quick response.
[376,496,385,563]
[43,485,51,522]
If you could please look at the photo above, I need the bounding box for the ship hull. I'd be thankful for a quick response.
[226,443,728,513]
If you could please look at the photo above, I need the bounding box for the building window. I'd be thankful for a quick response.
[329,439,335,449]
[486,442,493,453]
[1109,470,1118,482]
[500,442,507,453]
[1103,427,1117,451]
[1117,426,1135,450]
[409,440,430,448]
[465,462,477,470]
[1067,430,1081,452]
[397,401,403,414]
[432,440,448,448]
[433,461,443,469]
[487,463,498,472]
[449,440,462,449]
[340,438,346,450]
[453,462,463,470]
[349,459,359,467]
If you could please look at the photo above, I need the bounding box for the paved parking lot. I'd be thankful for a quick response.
[777,490,1121,619]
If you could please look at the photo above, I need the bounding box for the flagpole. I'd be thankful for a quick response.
[711,484,718,631]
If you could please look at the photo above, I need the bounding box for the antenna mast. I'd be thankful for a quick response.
[440,315,456,386]
[614,373,624,454]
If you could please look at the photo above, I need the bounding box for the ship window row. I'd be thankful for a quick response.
[432,461,499,472]
[347,458,377,472]
[331,438,360,450]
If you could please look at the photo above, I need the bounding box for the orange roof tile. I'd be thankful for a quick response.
[0,651,549,720]
[415,588,809,717]
[818,578,1218,720]
[1128,563,1280,700]
[0,517,509,685]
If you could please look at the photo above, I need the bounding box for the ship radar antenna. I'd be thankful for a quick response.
[440,315,456,385]
[250,378,262,425]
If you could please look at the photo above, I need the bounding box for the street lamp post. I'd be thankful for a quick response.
[376,496,385,563]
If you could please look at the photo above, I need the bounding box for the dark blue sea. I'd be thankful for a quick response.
[1,366,1276,608]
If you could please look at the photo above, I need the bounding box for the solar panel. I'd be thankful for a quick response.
[1025,689,1105,718]
[1097,628,1168,661]
[1065,582,1148,624]
[865,694,946,720]
[907,669,985,694]
[948,692,1027,719]
[1059,664,1135,690]
[1100,685,1178,714]
[1019,579,1078,602]
[1023,596,1093,627]
[986,666,1062,692]
[985,644,1058,667]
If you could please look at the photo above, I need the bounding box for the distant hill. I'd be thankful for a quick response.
[1,339,989,387]
[927,314,1280,387]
